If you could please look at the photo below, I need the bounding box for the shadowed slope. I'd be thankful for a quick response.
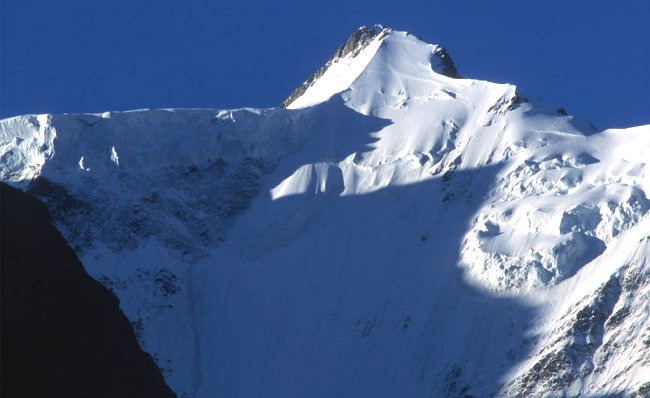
[0,183,176,398]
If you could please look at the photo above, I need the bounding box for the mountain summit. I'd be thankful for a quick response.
[281,26,458,109]
[1,27,649,398]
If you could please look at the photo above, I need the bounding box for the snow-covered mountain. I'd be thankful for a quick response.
[2,25,649,397]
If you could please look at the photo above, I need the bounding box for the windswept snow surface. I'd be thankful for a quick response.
[1,28,649,397]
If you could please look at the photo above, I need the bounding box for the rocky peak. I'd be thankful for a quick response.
[279,25,461,109]
[333,24,390,60]
[280,25,391,108]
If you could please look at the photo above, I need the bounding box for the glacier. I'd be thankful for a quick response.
[1,25,649,397]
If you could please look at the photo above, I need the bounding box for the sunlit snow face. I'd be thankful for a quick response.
[459,127,650,291]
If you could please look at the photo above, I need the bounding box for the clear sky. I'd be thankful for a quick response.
[2,0,649,129]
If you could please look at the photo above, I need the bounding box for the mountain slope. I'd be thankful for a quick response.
[1,26,648,397]
[0,183,176,398]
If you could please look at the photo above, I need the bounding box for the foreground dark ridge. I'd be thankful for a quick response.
[0,183,176,398]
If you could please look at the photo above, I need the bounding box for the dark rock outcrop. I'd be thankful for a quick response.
[0,183,176,398]
[429,46,459,78]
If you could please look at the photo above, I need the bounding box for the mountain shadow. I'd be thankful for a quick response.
[0,183,176,398]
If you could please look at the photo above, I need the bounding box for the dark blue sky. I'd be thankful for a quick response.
[2,0,649,128]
